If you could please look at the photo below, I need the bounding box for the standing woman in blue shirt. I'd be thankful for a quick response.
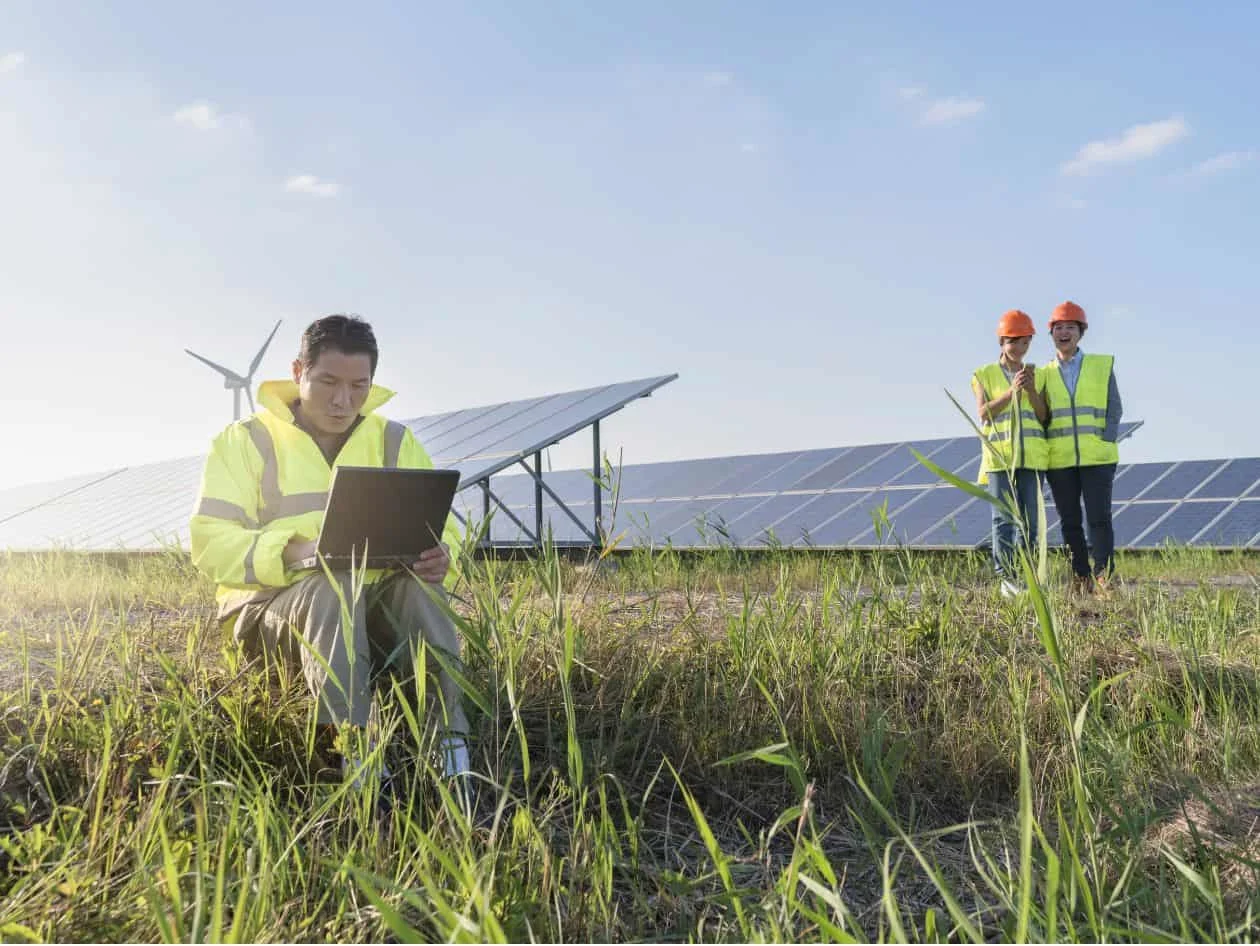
[1041,301,1123,595]
[972,309,1049,596]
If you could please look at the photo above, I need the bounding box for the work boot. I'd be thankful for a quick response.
[1093,574,1114,599]
[1070,575,1095,597]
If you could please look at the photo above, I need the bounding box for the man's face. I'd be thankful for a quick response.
[1051,320,1082,353]
[292,349,373,436]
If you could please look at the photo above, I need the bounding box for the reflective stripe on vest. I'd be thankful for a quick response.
[195,496,259,528]
[1042,353,1119,468]
[240,416,410,525]
[384,420,406,468]
[245,418,327,523]
[975,363,1048,472]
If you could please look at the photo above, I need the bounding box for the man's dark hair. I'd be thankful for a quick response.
[298,314,379,376]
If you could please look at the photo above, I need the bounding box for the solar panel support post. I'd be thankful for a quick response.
[514,457,599,547]
[592,419,603,549]
[535,452,544,547]
[481,480,491,548]
[481,483,538,546]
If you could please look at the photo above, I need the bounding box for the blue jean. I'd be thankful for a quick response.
[988,468,1044,578]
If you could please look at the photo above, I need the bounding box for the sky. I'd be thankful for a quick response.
[2,1,1258,492]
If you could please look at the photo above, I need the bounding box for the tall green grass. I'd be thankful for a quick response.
[2,541,1259,941]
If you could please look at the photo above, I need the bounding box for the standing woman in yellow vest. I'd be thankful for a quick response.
[971,310,1049,596]
[1042,301,1123,594]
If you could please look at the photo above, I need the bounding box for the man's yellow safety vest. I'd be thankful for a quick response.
[972,362,1048,474]
[1042,353,1119,469]
[190,379,464,625]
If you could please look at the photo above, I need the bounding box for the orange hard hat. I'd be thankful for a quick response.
[996,309,1035,338]
[1048,300,1087,328]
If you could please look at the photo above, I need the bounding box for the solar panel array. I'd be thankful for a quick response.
[0,375,675,552]
[6,400,1260,553]
[463,423,1260,552]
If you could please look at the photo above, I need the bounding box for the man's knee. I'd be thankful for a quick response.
[389,579,460,653]
[303,573,363,624]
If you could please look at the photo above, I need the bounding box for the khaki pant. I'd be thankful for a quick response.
[236,571,469,735]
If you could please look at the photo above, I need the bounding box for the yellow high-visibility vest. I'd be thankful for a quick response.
[972,362,1048,474]
[1042,353,1119,469]
[190,379,464,625]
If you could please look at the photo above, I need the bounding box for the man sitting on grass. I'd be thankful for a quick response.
[189,314,472,803]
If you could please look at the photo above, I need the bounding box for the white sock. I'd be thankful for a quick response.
[441,737,471,778]
[341,740,391,787]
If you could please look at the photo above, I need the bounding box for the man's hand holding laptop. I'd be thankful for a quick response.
[282,536,451,584]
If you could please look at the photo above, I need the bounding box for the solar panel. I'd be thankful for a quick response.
[955,457,982,485]
[747,448,848,493]
[767,492,870,546]
[1196,459,1260,500]
[667,496,773,548]
[607,499,704,545]
[917,497,989,548]
[1194,500,1260,547]
[841,441,955,489]
[611,458,708,501]
[804,489,923,547]
[705,451,805,497]
[490,469,595,507]
[486,495,598,545]
[0,457,203,551]
[648,457,766,500]
[430,375,677,485]
[412,402,505,445]
[1112,463,1174,501]
[482,474,540,508]
[791,444,899,492]
[886,438,975,486]
[1137,501,1232,547]
[1138,460,1229,502]
[720,493,828,547]
[1112,502,1175,546]
[0,469,126,525]
[854,486,974,545]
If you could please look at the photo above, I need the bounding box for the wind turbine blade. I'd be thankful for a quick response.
[246,386,256,414]
[248,320,282,378]
[185,349,246,383]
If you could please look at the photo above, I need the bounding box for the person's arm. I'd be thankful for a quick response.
[190,425,304,588]
[398,427,465,585]
[1103,368,1123,442]
[1027,368,1050,425]
[973,374,1015,424]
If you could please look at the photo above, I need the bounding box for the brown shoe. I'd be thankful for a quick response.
[1070,575,1095,596]
[1093,574,1114,598]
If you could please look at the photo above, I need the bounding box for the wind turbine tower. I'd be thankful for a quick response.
[185,320,282,422]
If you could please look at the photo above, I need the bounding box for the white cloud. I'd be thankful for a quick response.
[172,101,249,132]
[284,174,338,198]
[1060,116,1189,176]
[1189,150,1257,176]
[702,70,733,88]
[899,86,925,101]
[173,101,222,131]
[920,97,986,126]
[0,51,25,73]
[739,141,758,153]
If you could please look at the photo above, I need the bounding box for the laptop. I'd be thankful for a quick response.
[294,466,461,570]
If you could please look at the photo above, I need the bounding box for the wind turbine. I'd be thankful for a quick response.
[185,320,282,421]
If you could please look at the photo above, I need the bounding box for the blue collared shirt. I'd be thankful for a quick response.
[1053,349,1123,442]
[1058,348,1084,396]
